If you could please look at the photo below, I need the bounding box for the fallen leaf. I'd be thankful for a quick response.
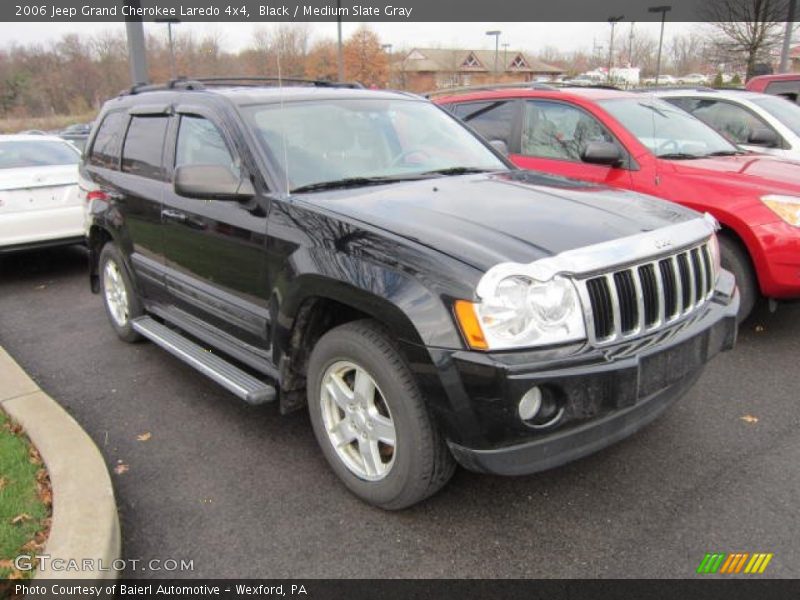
[114,464,129,475]
[38,483,52,506]
[21,538,43,553]
[28,447,42,466]
[11,514,32,525]
[740,414,759,424]
[136,432,152,442]
[0,477,8,491]
[0,560,13,569]
[8,570,24,580]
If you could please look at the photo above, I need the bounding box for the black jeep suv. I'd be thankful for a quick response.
[81,78,738,509]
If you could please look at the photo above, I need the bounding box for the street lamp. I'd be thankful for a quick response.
[155,18,179,80]
[486,30,501,81]
[502,42,510,68]
[607,16,624,84]
[648,5,671,87]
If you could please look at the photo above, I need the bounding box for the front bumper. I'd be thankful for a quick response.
[425,272,739,476]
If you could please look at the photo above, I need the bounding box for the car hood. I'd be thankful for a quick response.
[297,171,698,271]
[0,164,78,191]
[665,153,800,192]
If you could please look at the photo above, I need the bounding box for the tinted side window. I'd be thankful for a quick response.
[88,111,127,170]
[175,116,235,172]
[683,99,769,144]
[523,100,615,161]
[765,80,800,103]
[458,101,515,146]
[121,116,169,180]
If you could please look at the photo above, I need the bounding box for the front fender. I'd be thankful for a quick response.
[275,246,476,350]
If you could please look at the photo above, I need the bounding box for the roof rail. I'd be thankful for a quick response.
[424,81,558,98]
[120,76,363,96]
[633,85,718,93]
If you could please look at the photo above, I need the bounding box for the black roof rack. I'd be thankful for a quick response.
[121,76,364,96]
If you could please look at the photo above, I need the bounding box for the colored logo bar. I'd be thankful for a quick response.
[697,553,773,574]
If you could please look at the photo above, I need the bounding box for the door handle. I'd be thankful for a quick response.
[162,209,187,223]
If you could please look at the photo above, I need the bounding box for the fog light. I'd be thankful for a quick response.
[518,385,565,429]
[518,387,543,421]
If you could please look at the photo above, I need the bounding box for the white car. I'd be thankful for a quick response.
[676,73,708,85]
[653,88,800,160]
[0,135,83,253]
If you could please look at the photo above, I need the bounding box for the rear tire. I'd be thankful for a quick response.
[307,320,455,510]
[99,243,143,343]
[719,235,758,323]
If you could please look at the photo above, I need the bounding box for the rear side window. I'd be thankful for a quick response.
[456,101,516,147]
[523,100,616,161]
[89,111,127,169]
[765,80,800,103]
[121,116,169,180]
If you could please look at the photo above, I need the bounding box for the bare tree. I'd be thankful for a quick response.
[704,0,790,78]
[668,32,708,76]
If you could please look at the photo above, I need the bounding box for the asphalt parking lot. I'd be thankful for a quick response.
[0,244,798,579]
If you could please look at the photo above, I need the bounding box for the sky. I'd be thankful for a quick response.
[0,21,691,56]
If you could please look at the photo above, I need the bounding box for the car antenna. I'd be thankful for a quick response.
[276,51,291,197]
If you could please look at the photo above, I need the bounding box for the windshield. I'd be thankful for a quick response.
[599,98,738,158]
[242,98,508,192]
[0,140,80,169]
[751,95,800,137]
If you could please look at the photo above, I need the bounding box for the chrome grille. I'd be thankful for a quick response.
[579,241,716,345]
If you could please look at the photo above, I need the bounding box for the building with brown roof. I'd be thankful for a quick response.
[392,47,563,93]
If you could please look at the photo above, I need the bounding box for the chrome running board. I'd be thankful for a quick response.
[132,316,276,405]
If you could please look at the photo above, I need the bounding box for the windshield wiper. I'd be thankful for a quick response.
[290,176,415,194]
[418,167,493,176]
[703,150,746,157]
[657,152,702,160]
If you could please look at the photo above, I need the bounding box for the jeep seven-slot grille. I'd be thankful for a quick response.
[582,242,715,344]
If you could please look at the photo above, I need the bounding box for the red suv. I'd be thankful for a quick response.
[435,86,800,320]
[746,74,800,102]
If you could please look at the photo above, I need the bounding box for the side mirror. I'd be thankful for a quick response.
[489,139,509,156]
[581,141,622,166]
[747,127,779,147]
[174,164,255,201]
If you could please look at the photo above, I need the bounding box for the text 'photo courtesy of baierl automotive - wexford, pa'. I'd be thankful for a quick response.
[0,1,799,599]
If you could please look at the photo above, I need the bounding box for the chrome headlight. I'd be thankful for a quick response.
[761,194,800,227]
[457,273,586,350]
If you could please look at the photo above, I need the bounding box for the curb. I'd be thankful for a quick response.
[0,346,121,580]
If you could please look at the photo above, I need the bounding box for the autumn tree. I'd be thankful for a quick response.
[306,39,339,80]
[343,26,388,87]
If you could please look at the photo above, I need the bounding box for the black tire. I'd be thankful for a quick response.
[720,234,758,323]
[99,242,143,343]
[307,320,456,510]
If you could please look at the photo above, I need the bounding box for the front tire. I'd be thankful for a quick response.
[99,243,143,343]
[307,320,455,510]
[719,235,758,323]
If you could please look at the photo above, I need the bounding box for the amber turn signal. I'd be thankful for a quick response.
[454,300,489,351]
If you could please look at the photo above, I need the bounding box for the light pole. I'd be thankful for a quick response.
[649,5,671,88]
[779,0,797,73]
[382,43,393,87]
[336,0,344,80]
[156,18,179,79]
[502,42,510,68]
[607,16,624,83]
[628,22,635,67]
[486,30,501,81]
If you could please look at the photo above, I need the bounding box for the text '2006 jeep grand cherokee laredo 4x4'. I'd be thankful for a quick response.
[81,78,739,509]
